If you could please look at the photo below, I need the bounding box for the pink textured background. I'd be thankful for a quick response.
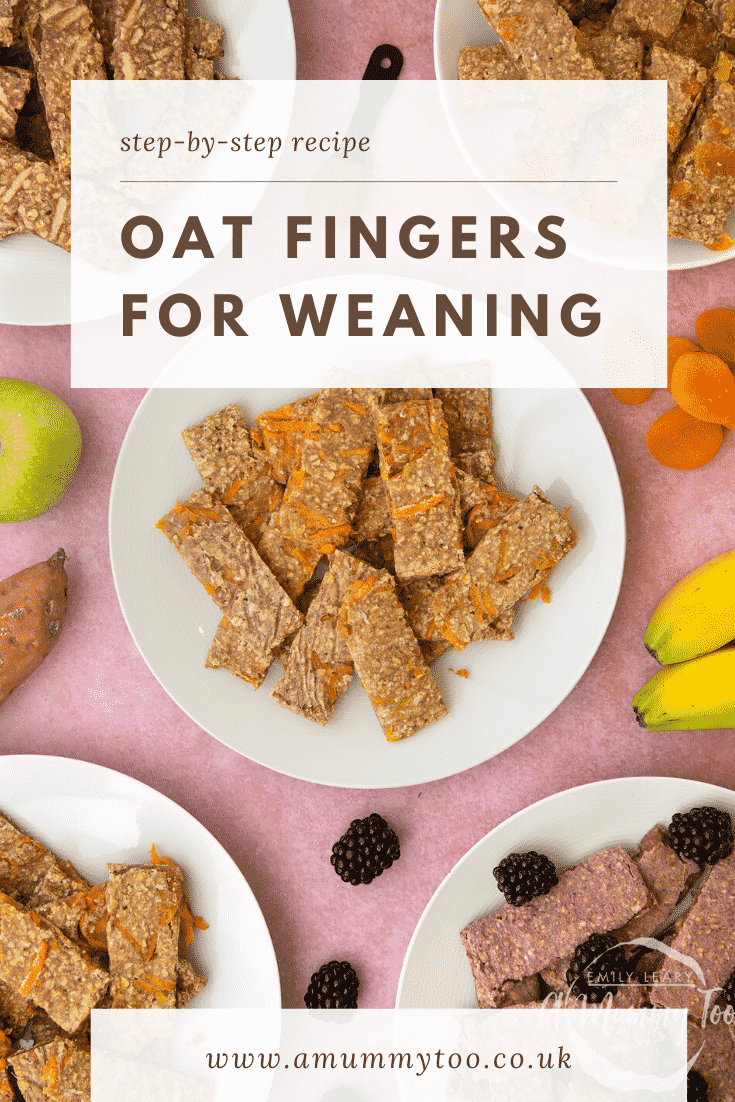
[2,2,735,1011]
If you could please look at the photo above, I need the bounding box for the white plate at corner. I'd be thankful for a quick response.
[432,0,735,272]
[0,756,280,1009]
[0,0,295,327]
[108,279,625,789]
[396,776,735,1009]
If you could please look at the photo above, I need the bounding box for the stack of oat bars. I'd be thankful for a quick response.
[156,388,578,742]
[459,0,735,249]
[0,809,206,1102]
[0,0,226,249]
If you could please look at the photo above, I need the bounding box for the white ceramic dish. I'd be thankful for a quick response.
[433,0,733,271]
[109,278,625,789]
[0,0,295,327]
[396,775,735,1008]
[0,755,280,1009]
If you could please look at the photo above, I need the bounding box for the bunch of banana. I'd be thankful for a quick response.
[634,551,735,731]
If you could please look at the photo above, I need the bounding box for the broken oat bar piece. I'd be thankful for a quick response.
[0,810,58,903]
[687,1020,735,1099]
[176,957,207,1008]
[645,46,708,157]
[476,0,604,79]
[27,860,91,943]
[252,393,319,485]
[156,489,302,661]
[0,65,30,141]
[615,824,699,941]
[430,487,576,651]
[10,1036,90,1102]
[703,0,735,39]
[611,0,688,43]
[650,848,735,1020]
[668,51,735,246]
[579,16,645,78]
[0,140,70,249]
[112,0,185,79]
[23,0,106,178]
[339,560,448,741]
[460,846,650,1003]
[205,616,273,689]
[351,475,391,543]
[373,398,464,582]
[458,43,524,80]
[256,515,322,602]
[0,893,109,1033]
[671,0,721,69]
[106,861,182,1009]
[184,15,223,80]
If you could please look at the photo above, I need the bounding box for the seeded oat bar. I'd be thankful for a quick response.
[430,487,576,651]
[458,43,524,80]
[645,46,708,156]
[0,0,21,45]
[112,0,184,79]
[0,893,109,1033]
[106,862,182,1009]
[460,847,650,1001]
[373,398,464,582]
[10,1036,90,1102]
[339,562,448,741]
[0,66,30,141]
[155,489,302,660]
[476,0,604,79]
[668,51,735,246]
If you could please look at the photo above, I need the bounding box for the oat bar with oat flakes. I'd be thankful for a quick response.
[615,824,699,941]
[668,51,735,246]
[252,393,319,485]
[460,847,650,1000]
[458,43,524,80]
[703,0,735,39]
[0,140,70,249]
[398,577,452,663]
[10,1035,90,1102]
[0,893,109,1033]
[184,15,223,80]
[256,515,323,601]
[0,981,34,1040]
[156,489,302,659]
[352,475,391,542]
[112,0,184,79]
[340,562,448,741]
[434,388,494,459]
[23,0,106,178]
[430,487,576,651]
[106,862,182,1009]
[0,66,30,141]
[650,848,735,1020]
[477,0,604,79]
[0,0,22,46]
[277,389,379,554]
[205,616,273,689]
[645,46,708,156]
[176,957,206,1008]
[611,0,687,42]
[374,398,464,582]
[671,0,720,68]
[271,551,368,726]
[580,16,645,78]
[28,860,91,943]
[0,810,58,902]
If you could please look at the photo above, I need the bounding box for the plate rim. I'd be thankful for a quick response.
[395,773,735,1008]
[0,753,281,1009]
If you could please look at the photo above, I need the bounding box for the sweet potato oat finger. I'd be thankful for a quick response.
[253,393,319,485]
[106,862,182,1009]
[10,1036,90,1102]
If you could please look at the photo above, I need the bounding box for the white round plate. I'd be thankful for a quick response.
[0,755,280,1009]
[433,0,734,272]
[396,775,735,1008]
[0,0,295,327]
[109,278,624,789]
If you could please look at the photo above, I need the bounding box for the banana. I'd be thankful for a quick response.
[633,646,735,731]
[644,550,735,665]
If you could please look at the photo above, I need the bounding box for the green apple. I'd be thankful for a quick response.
[0,378,82,522]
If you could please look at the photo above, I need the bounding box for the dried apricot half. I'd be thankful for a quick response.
[667,336,700,389]
[670,351,735,428]
[610,388,654,405]
[695,308,735,362]
[645,405,723,470]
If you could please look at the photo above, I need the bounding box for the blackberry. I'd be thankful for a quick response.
[687,1070,709,1102]
[493,851,558,907]
[304,961,359,1009]
[721,967,735,1011]
[331,814,400,885]
[667,806,733,866]
[566,933,626,1004]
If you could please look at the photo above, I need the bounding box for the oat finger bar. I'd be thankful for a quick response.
[252,393,319,485]
[645,46,708,157]
[205,615,273,689]
[0,811,58,903]
[28,860,91,943]
[477,0,603,79]
[106,862,182,1009]
[611,0,687,43]
[256,516,323,602]
[0,140,70,249]
[430,487,576,651]
[671,1,720,68]
[458,43,523,80]
[374,398,464,582]
[0,893,109,1033]
[112,0,185,79]
[351,475,391,543]
[184,15,223,80]
[0,66,30,141]
[460,847,650,1002]
[156,489,302,660]
[434,388,494,460]
[340,562,448,741]
[10,1036,89,1102]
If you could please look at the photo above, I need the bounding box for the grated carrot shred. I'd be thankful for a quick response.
[113,920,146,958]
[41,1052,58,1094]
[19,941,48,996]
[222,479,244,505]
[392,493,449,520]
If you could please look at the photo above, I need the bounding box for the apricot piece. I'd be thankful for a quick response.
[610,388,654,405]
[667,336,700,389]
[645,406,723,470]
[695,307,735,362]
[671,351,735,428]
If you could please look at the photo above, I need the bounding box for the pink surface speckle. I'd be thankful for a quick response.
[1,0,735,1013]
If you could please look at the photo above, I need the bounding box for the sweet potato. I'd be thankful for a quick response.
[0,549,67,706]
